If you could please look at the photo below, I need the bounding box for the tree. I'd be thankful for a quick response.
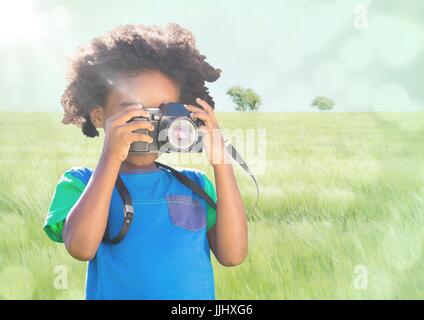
[227,86,261,111]
[311,96,335,111]
[245,88,262,111]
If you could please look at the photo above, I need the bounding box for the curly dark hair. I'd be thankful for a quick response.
[60,23,222,137]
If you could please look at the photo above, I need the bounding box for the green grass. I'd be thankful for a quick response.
[1,111,424,299]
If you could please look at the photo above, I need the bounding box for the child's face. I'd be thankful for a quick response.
[101,69,180,167]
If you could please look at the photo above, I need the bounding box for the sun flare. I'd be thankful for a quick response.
[0,0,41,43]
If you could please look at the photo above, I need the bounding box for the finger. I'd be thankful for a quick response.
[183,104,209,121]
[124,119,155,132]
[185,100,218,126]
[190,111,214,128]
[195,97,214,116]
[183,104,205,114]
[112,106,149,126]
[124,132,154,145]
[195,98,218,124]
[131,132,154,144]
[108,105,142,122]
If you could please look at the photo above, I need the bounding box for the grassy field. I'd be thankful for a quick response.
[1,111,424,299]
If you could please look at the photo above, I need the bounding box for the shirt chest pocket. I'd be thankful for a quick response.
[165,195,206,231]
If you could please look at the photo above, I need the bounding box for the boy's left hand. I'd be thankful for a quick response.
[184,98,228,167]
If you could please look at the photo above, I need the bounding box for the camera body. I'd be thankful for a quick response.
[128,102,204,153]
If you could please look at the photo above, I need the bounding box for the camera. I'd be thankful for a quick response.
[128,102,204,153]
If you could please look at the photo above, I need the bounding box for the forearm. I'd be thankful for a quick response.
[185,97,248,265]
[63,153,121,260]
[213,163,248,266]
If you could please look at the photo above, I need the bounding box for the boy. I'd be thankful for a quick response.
[44,23,247,299]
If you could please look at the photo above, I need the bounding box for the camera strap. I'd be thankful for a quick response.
[155,161,217,209]
[102,175,134,244]
[103,161,217,244]
[103,144,258,244]
[225,142,259,207]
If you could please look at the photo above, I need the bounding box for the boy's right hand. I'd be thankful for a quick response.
[101,105,154,162]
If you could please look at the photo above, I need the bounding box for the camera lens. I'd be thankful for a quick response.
[167,118,197,151]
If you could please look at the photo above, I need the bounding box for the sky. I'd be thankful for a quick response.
[0,0,423,112]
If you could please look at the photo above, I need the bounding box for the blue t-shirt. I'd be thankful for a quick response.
[43,165,217,300]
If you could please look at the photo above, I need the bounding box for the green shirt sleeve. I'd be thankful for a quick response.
[43,171,86,243]
[199,172,217,231]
